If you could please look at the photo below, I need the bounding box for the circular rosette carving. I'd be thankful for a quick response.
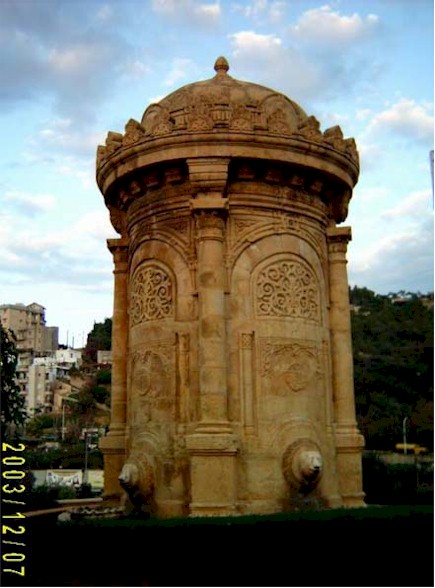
[256,259,319,321]
[130,264,174,326]
[282,439,323,491]
[132,351,167,400]
[269,345,317,394]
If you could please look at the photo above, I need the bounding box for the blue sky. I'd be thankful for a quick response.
[1,0,433,346]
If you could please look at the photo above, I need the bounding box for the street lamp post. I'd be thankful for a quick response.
[403,416,409,455]
[84,431,89,485]
[61,395,79,441]
[83,430,98,486]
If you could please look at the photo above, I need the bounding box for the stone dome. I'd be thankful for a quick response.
[140,56,309,137]
[96,57,359,224]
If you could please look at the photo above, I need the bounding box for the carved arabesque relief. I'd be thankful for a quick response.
[256,259,319,321]
[130,344,174,425]
[130,264,174,326]
[261,341,319,395]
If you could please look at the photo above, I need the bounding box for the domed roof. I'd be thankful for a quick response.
[140,56,308,137]
[96,56,359,199]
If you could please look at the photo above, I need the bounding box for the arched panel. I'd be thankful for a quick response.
[130,238,195,323]
[230,233,327,327]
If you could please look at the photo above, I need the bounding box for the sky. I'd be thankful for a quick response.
[0,0,433,347]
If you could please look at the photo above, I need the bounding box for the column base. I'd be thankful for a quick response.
[99,433,126,499]
[341,492,367,508]
[186,432,239,517]
[334,428,366,508]
[189,503,239,517]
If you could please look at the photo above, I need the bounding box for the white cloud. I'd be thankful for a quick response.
[269,1,285,22]
[148,94,166,105]
[163,58,196,87]
[318,111,349,127]
[0,3,131,122]
[196,2,220,19]
[71,210,117,244]
[290,5,379,45]
[367,99,434,143]
[0,206,115,287]
[48,45,99,75]
[151,0,186,13]
[354,185,390,204]
[232,0,285,22]
[349,217,434,293]
[36,119,105,156]
[55,158,95,191]
[235,0,267,17]
[96,4,114,21]
[229,31,322,103]
[3,191,56,216]
[121,60,152,79]
[382,189,433,220]
[230,30,282,55]
[356,142,383,171]
[151,0,221,24]
[356,108,373,121]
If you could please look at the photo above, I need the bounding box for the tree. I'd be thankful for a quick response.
[350,287,434,450]
[1,325,27,438]
[83,318,112,364]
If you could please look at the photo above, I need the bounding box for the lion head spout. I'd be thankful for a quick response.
[118,456,155,516]
[282,439,323,492]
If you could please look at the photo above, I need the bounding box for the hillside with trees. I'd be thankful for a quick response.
[83,317,112,364]
[350,287,433,450]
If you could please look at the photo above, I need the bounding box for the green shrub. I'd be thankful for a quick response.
[24,443,103,470]
[363,453,433,505]
[26,414,55,436]
[90,385,109,404]
[96,369,111,385]
[26,483,76,511]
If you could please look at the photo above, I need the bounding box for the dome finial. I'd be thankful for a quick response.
[214,56,230,75]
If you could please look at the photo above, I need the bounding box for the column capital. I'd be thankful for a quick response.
[193,208,227,241]
[107,237,129,268]
[326,226,351,255]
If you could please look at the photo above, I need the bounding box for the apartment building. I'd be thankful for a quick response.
[1,303,60,414]
[27,358,73,413]
[0,303,58,352]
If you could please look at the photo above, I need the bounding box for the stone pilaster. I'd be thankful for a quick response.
[240,332,255,434]
[99,237,129,498]
[186,161,238,515]
[193,205,229,427]
[327,226,365,507]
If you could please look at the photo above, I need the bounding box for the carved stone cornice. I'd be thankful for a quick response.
[187,157,230,195]
[108,206,127,237]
